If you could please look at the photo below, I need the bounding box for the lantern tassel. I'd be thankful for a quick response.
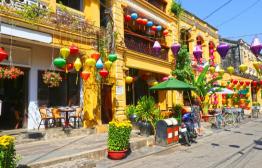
[76,73,78,85]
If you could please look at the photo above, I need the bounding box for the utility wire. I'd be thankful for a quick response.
[223,32,262,39]
[217,0,261,27]
[203,0,233,20]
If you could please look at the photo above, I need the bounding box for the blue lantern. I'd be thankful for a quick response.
[96,58,104,69]
[146,21,153,27]
[156,25,162,31]
[131,13,138,20]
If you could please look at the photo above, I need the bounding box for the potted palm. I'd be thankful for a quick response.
[107,120,132,160]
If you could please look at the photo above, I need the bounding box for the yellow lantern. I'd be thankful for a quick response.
[85,58,96,67]
[74,58,82,71]
[60,47,70,59]
[253,61,260,71]
[125,76,133,84]
[104,60,112,70]
[153,81,158,86]
[209,67,215,74]
[227,66,234,75]
[239,64,248,73]
[218,69,224,76]
[221,81,226,86]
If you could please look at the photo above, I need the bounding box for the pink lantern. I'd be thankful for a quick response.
[193,45,202,62]
[153,41,161,53]
[162,76,169,81]
[171,43,181,56]
[250,37,262,56]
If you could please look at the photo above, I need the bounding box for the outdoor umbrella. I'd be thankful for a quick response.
[208,87,234,94]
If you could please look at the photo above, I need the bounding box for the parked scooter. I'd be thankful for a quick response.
[179,112,197,146]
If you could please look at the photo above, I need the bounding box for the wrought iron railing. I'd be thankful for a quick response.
[124,30,169,60]
[145,0,167,12]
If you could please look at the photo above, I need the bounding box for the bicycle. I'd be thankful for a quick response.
[209,109,225,129]
[223,109,237,126]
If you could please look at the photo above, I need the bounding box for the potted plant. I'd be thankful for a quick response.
[0,135,18,167]
[107,120,132,160]
[42,71,62,88]
[0,66,24,79]
[126,105,138,123]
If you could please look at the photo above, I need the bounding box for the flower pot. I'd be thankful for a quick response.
[108,149,128,160]
[129,114,138,124]
[140,121,153,136]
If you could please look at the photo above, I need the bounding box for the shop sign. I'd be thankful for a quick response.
[116,86,124,95]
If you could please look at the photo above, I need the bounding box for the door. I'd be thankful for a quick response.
[101,84,112,124]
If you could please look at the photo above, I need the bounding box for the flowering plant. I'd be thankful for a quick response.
[42,71,62,88]
[0,66,24,79]
[0,135,18,168]
[108,120,132,151]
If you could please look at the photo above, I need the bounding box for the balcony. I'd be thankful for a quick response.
[145,0,167,12]
[124,30,169,61]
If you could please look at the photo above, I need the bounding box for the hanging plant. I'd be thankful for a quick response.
[0,66,24,79]
[171,1,184,17]
[42,71,62,88]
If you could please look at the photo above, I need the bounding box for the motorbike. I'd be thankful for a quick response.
[179,112,198,146]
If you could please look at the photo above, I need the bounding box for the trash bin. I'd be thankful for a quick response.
[156,118,179,146]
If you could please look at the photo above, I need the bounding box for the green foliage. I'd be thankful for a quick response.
[0,135,18,168]
[171,1,183,17]
[125,105,137,117]
[172,45,194,84]
[108,121,132,151]
[16,3,48,22]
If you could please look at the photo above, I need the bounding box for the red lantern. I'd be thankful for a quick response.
[136,18,143,24]
[252,81,257,87]
[70,44,79,55]
[163,29,168,36]
[81,71,90,80]
[91,53,100,61]
[99,68,108,78]
[142,19,148,25]
[124,15,131,22]
[151,26,157,31]
[233,80,238,85]
[0,48,8,62]
[245,81,250,86]
[239,81,244,85]
[260,80,262,85]
[231,79,234,83]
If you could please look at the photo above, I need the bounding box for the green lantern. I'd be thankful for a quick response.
[53,57,66,68]
[108,53,117,62]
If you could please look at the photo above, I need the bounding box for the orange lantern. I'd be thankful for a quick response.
[91,53,100,61]
[81,71,90,80]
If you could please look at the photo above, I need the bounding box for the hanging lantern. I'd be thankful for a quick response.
[153,41,161,53]
[171,43,180,56]
[124,15,131,22]
[227,66,234,75]
[217,43,230,59]
[193,45,202,62]
[162,76,169,81]
[53,57,66,68]
[156,25,162,31]
[60,47,70,59]
[125,76,133,84]
[85,58,96,67]
[146,21,153,27]
[233,80,238,85]
[142,19,148,25]
[136,18,143,24]
[218,69,225,76]
[99,68,109,78]
[245,81,251,86]
[209,67,215,74]
[96,58,104,69]
[151,26,157,31]
[69,44,79,55]
[260,80,262,85]
[91,53,100,61]
[221,81,226,87]
[239,64,248,73]
[108,53,117,62]
[252,81,257,87]
[163,29,168,36]
[0,48,8,62]
[131,13,138,20]
[153,81,158,86]
[104,60,112,70]
[253,61,260,71]
[81,71,90,80]
[239,81,244,85]
[74,58,82,71]
[250,37,262,56]
[60,63,74,73]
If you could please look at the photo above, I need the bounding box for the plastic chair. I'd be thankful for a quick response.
[69,107,83,128]
[51,108,65,127]
[38,107,53,130]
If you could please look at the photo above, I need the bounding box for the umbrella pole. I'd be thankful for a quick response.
[187,91,192,106]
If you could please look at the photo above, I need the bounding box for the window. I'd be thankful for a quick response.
[147,0,167,12]
[57,0,83,11]
[37,71,80,107]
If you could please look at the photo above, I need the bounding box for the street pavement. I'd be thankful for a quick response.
[110,118,262,168]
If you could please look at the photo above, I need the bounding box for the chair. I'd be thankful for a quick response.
[69,107,83,128]
[51,108,65,127]
[38,107,53,130]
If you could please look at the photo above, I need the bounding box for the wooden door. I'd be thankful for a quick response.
[101,84,112,124]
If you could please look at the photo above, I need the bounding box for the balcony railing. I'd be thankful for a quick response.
[145,0,167,12]
[124,30,169,61]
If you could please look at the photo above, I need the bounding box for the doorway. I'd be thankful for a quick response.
[0,67,29,130]
[101,84,112,124]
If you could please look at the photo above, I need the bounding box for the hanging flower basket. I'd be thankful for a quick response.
[0,66,24,79]
[42,71,62,88]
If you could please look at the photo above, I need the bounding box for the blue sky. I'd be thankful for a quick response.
[180,0,262,43]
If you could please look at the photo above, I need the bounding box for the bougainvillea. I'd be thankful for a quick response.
[0,66,24,79]
[42,71,62,88]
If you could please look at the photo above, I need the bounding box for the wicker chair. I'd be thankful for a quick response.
[38,107,53,130]
[51,108,65,127]
[69,107,83,128]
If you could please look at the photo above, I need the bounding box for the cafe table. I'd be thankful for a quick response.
[59,107,75,129]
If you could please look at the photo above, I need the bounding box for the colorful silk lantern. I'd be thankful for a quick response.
[91,53,100,61]
[0,47,8,62]
[162,76,169,81]
[239,64,248,73]
[53,57,66,68]
[69,44,79,55]
[60,63,74,73]
[156,25,162,31]
[252,81,257,87]
[85,58,96,67]
[74,58,82,71]
[239,81,244,85]
[131,13,138,20]
[153,41,161,53]
[245,81,251,86]
[209,67,215,74]
[163,29,168,36]
[124,15,131,22]
[193,45,202,62]
[260,80,262,85]
[104,60,112,70]
[253,61,260,71]
[146,21,153,27]
[250,37,262,56]
[218,69,225,76]
[125,76,133,84]
[227,66,234,75]
[217,43,230,59]
[81,71,90,80]
[99,68,109,78]
[108,53,117,62]
[151,26,157,31]
[96,58,104,69]
[153,81,158,86]
[60,47,70,59]
[142,19,148,25]
[221,81,226,87]
[136,18,143,24]
[171,43,180,56]
[233,80,238,85]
